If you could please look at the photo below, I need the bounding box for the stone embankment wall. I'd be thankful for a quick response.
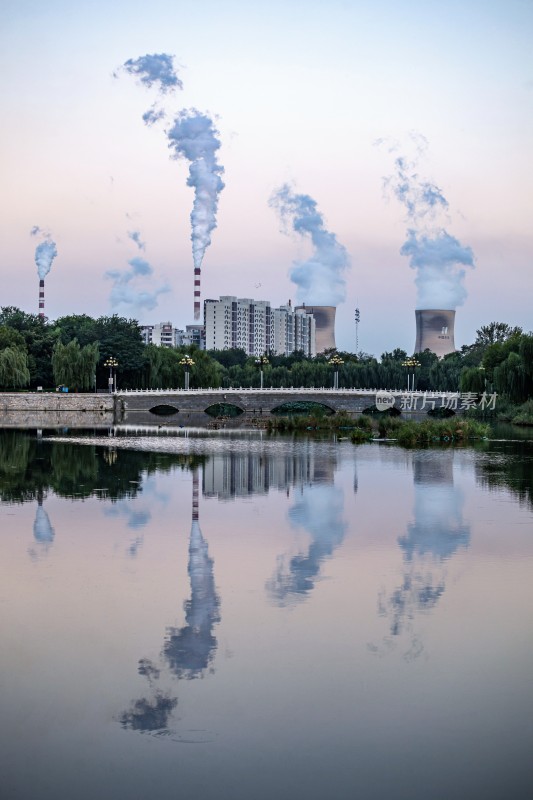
[0,393,115,428]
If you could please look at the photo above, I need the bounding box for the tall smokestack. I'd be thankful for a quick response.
[414,309,455,357]
[38,278,45,318]
[32,227,57,317]
[296,304,336,353]
[194,267,201,320]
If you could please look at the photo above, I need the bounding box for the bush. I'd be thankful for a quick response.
[512,399,533,427]
[350,427,373,444]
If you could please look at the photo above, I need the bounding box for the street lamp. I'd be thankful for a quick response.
[179,356,195,391]
[255,354,269,389]
[104,357,118,393]
[329,354,344,390]
[401,357,421,392]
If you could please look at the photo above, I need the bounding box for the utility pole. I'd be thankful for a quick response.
[354,307,360,354]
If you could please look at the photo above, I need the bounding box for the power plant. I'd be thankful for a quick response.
[296,305,336,353]
[414,309,455,357]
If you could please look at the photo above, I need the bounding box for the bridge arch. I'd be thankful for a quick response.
[204,402,244,418]
[271,400,335,416]
[149,404,179,416]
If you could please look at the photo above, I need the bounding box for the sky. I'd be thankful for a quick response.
[1,0,532,355]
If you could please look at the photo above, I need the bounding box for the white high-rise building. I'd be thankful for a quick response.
[204,296,315,357]
[272,304,316,357]
[140,322,174,347]
[140,322,206,350]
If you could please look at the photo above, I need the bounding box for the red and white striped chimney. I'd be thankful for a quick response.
[38,279,45,318]
[194,267,201,320]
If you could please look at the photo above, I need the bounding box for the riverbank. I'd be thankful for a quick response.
[265,411,491,446]
[0,392,115,428]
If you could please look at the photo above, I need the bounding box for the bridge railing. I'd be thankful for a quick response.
[118,387,457,398]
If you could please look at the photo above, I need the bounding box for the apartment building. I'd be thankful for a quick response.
[204,296,316,357]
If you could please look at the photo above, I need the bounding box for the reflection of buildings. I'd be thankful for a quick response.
[378,452,470,654]
[203,447,320,500]
[164,468,220,678]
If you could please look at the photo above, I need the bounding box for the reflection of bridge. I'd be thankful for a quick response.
[118,388,458,422]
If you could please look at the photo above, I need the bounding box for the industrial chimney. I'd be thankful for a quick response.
[38,279,45,318]
[296,305,336,352]
[414,309,455,357]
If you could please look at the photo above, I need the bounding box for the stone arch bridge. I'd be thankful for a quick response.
[117,388,457,426]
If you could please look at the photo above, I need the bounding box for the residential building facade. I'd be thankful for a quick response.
[204,296,316,357]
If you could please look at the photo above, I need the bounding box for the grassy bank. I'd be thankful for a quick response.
[265,411,490,446]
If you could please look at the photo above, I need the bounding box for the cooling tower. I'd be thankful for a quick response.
[296,305,336,353]
[38,278,45,318]
[414,309,455,357]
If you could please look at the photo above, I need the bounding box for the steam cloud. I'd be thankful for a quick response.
[270,184,349,306]
[118,53,182,93]
[119,55,225,319]
[128,229,146,250]
[106,231,169,314]
[167,110,225,271]
[381,133,474,309]
[267,484,347,605]
[118,52,183,127]
[31,226,58,280]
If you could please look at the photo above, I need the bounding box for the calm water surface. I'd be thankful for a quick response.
[1,428,532,800]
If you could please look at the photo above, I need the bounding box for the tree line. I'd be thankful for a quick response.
[0,308,531,405]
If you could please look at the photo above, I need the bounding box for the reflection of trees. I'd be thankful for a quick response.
[475,442,533,509]
[375,452,470,658]
[164,469,220,678]
[0,430,206,504]
[50,443,98,497]
[0,431,35,503]
[266,452,347,605]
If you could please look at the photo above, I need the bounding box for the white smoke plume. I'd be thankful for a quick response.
[118,52,183,127]
[106,236,170,315]
[167,110,225,269]
[270,184,349,306]
[31,226,58,280]
[128,229,146,250]
[167,110,225,318]
[118,53,182,93]
[380,133,475,309]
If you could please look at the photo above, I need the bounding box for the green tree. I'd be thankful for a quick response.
[475,322,523,347]
[0,306,58,387]
[52,339,100,390]
[0,346,31,388]
[55,314,98,347]
[94,315,144,390]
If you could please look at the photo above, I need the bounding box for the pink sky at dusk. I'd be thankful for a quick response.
[1,0,531,355]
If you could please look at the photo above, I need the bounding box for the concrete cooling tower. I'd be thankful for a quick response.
[296,305,336,352]
[415,309,455,357]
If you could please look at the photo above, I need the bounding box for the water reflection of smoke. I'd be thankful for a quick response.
[374,452,470,658]
[120,692,177,732]
[164,518,221,677]
[120,469,219,735]
[267,484,347,605]
[28,500,56,561]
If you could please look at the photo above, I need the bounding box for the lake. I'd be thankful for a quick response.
[1,427,532,800]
